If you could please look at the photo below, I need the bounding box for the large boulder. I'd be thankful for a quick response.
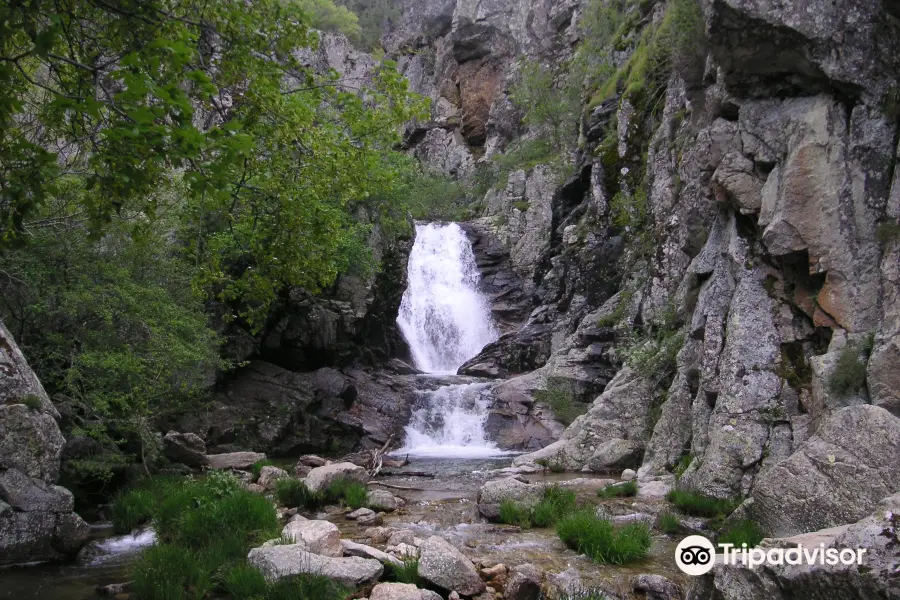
[367,489,404,512]
[417,536,485,596]
[748,405,900,537]
[304,462,368,493]
[505,564,544,600]
[247,544,382,589]
[477,478,544,521]
[162,431,208,467]
[369,583,443,600]
[205,451,267,470]
[0,321,89,565]
[257,466,288,490]
[707,493,900,599]
[281,520,342,557]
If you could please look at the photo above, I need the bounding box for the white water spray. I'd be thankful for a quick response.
[397,223,498,374]
[395,223,508,458]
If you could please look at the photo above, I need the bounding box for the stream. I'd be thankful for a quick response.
[1,222,688,598]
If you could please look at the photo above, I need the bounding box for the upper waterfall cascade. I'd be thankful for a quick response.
[397,222,499,374]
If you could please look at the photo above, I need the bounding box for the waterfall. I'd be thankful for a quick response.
[397,223,499,374]
[395,222,508,458]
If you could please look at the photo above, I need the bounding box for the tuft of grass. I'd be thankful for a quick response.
[222,563,269,599]
[556,508,652,565]
[223,563,347,600]
[275,478,322,510]
[596,480,638,498]
[384,558,421,586]
[544,591,610,600]
[673,454,693,479]
[110,489,155,534]
[251,459,274,481]
[535,378,588,426]
[532,485,577,528]
[131,544,213,600]
[656,511,680,535]
[665,489,740,518]
[829,344,868,398]
[22,393,42,411]
[499,499,534,528]
[324,478,368,510]
[718,519,764,548]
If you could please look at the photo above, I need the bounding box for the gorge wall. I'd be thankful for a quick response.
[385,0,900,543]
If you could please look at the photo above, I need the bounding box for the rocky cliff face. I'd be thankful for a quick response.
[390,0,900,550]
[0,321,89,565]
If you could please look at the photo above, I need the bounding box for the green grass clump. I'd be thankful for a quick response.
[110,489,155,534]
[324,478,369,509]
[828,345,868,398]
[383,558,421,585]
[718,519,764,548]
[251,459,274,481]
[656,511,680,535]
[596,480,638,498]
[22,394,42,411]
[131,544,213,600]
[222,564,346,600]
[499,499,534,528]
[665,489,740,518]
[275,477,322,510]
[556,508,652,565]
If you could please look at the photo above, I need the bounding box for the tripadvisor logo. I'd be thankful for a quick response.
[675,535,868,576]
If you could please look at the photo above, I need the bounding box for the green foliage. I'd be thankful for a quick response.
[665,489,741,519]
[21,393,42,411]
[293,0,362,41]
[829,344,869,398]
[499,499,534,528]
[610,187,649,232]
[252,459,275,482]
[673,455,693,479]
[498,486,577,529]
[510,63,581,149]
[335,0,401,51]
[111,489,155,535]
[384,558,422,585]
[656,511,681,535]
[401,162,477,221]
[534,378,587,426]
[556,509,652,565]
[482,138,565,193]
[127,474,281,600]
[623,302,684,386]
[596,480,638,498]
[718,519,764,548]
[597,291,633,327]
[275,478,322,510]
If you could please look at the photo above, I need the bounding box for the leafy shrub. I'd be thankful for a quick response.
[656,511,680,535]
[596,480,637,499]
[384,558,421,586]
[665,489,740,518]
[275,478,322,510]
[251,459,274,482]
[556,509,652,565]
[534,378,587,426]
[718,519,764,548]
[294,0,362,41]
[21,394,42,411]
[335,0,401,50]
[829,345,868,398]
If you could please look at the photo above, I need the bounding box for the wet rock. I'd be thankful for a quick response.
[248,544,383,588]
[367,489,404,512]
[748,405,900,537]
[206,451,267,470]
[51,512,91,555]
[358,512,383,526]
[504,564,543,600]
[418,535,486,596]
[347,507,375,520]
[162,431,208,467]
[257,466,288,490]
[480,563,508,590]
[304,462,368,493]
[370,582,443,600]
[341,539,402,567]
[707,493,900,599]
[632,574,683,600]
[281,520,342,557]
[477,477,545,520]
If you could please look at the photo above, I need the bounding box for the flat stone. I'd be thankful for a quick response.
[205,452,267,470]
[340,539,402,566]
[247,544,382,589]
